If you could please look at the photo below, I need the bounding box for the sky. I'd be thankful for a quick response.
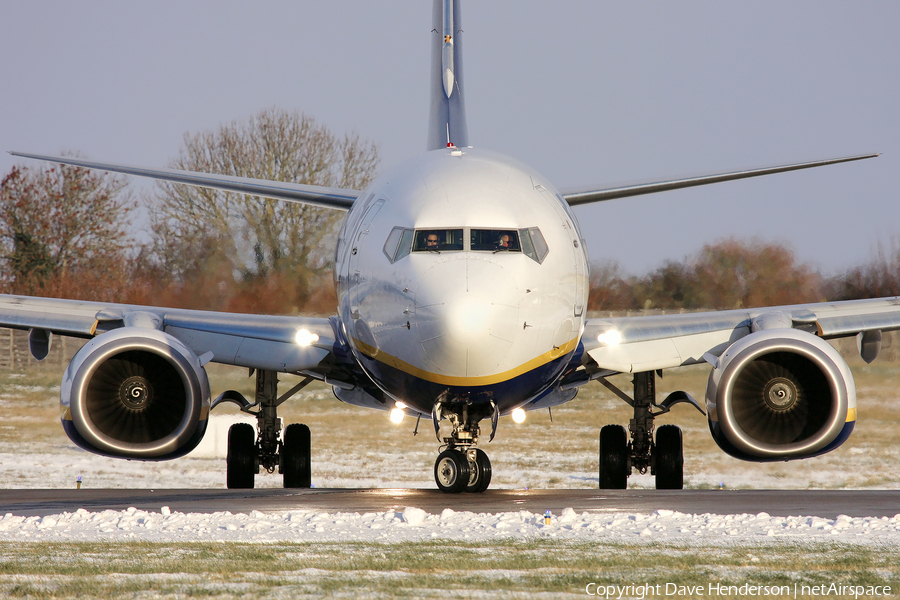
[2,1,898,275]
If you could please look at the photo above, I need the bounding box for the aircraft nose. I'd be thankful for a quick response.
[415,258,520,377]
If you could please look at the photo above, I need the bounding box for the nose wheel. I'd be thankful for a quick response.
[465,448,492,493]
[432,401,494,493]
[434,449,469,493]
[434,447,492,493]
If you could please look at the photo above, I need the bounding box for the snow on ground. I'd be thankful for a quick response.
[3,416,900,546]
[0,416,900,545]
[1,506,899,545]
[2,415,887,491]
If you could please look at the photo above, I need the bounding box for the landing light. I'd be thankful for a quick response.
[295,329,319,346]
[512,408,526,424]
[390,408,405,424]
[597,329,621,347]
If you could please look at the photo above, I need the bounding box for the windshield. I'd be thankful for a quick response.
[412,229,464,252]
[470,229,520,252]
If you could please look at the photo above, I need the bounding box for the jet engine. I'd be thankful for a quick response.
[60,328,211,459]
[706,328,856,461]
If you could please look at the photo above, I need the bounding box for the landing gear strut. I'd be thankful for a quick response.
[432,400,494,493]
[596,370,703,490]
[217,369,313,489]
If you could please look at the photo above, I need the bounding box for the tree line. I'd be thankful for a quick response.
[0,108,378,315]
[1,108,896,314]
[589,238,900,312]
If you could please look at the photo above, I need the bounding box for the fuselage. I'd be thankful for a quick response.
[334,146,589,416]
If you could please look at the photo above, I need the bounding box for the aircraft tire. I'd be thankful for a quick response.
[281,423,311,488]
[226,423,256,489]
[654,424,684,490]
[434,449,470,493]
[599,424,629,489]
[465,449,492,493]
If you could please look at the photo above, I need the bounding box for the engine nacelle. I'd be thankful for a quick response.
[60,328,211,460]
[706,328,856,461]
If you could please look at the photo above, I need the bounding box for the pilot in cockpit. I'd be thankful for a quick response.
[426,234,440,249]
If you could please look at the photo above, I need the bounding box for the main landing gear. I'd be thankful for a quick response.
[432,400,494,493]
[596,370,704,490]
[214,369,314,489]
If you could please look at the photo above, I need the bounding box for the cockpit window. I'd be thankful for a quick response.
[400,227,546,260]
[383,227,414,263]
[520,227,549,263]
[413,229,464,252]
[395,229,414,260]
[470,229,521,252]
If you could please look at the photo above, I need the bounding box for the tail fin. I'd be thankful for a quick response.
[427,0,469,150]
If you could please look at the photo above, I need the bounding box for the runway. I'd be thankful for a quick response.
[1,488,898,519]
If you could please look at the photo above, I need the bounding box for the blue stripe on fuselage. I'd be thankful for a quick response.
[355,345,581,415]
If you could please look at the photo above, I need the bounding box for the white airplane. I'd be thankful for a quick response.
[5,0,892,493]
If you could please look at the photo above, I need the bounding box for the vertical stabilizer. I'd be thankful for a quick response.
[427,0,469,150]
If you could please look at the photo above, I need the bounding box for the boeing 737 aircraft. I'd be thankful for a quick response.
[4,1,893,493]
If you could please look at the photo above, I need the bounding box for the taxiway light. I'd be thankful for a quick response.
[512,408,526,424]
[597,329,621,347]
[390,408,405,424]
[295,329,319,346]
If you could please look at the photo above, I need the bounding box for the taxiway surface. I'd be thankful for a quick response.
[1,488,898,519]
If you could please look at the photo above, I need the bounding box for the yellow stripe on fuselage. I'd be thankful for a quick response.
[351,336,580,387]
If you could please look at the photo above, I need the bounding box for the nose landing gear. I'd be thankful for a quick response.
[432,401,493,493]
[434,447,493,493]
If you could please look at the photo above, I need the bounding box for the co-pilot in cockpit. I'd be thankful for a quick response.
[469,229,520,252]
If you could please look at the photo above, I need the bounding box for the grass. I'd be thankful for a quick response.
[0,539,896,599]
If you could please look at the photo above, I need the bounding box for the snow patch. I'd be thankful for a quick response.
[1,507,899,544]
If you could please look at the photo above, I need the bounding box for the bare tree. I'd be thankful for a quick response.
[588,259,634,311]
[618,238,823,311]
[826,239,900,300]
[0,162,133,298]
[150,108,379,291]
[690,239,822,309]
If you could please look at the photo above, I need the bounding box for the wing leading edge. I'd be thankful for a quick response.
[560,153,878,207]
[7,151,360,211]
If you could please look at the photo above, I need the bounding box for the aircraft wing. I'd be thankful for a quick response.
[0,294,342,374]
[560,154,878,207]
[582,297,900,374]
[7,152,360,211]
